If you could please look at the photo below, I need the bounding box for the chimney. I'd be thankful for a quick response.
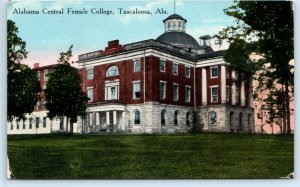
[33,63,39,69]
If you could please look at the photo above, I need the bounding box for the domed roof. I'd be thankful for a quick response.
[163,14,187,22]
[156,32,200,49]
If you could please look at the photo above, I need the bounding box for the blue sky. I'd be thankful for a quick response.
[8,0,234,67]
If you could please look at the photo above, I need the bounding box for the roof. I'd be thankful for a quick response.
[163,14,187,22]
[156,32,200,49]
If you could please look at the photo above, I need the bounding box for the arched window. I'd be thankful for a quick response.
[186,112,192,127]
[247,113,251,132]
[106,66,119,77]
[174,111,179,125]
[161,110,166,126]
[134,110,140,125]
[230,112,234,132]
[239,112,243,132]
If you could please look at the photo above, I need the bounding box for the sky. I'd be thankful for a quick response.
[7,0,234,68]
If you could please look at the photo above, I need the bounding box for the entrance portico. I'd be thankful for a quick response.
[83,103,126,133]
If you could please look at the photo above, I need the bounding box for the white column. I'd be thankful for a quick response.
[241,81,245,106]
[249,78,254,108]
[95,112,100,126]
[106,111,110,132]
[89,113,93,126]
[201,68,207,105]
[231,70,236,105]
[113,111,117,125]
[106,111,110,125]
[221,65,226,104]
[113,111,117,132]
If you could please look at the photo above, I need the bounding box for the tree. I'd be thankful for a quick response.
[7,20,41,121]
[216,1,294,134]
[44,46,88,134]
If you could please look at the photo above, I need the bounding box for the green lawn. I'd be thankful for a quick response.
[7,133,294,179]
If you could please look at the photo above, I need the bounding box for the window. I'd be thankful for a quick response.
[43,117,47,128]
[134,110,140,125]
[167,22,171,29]
[59,118,64,130]
[211,86,218,102]
[160,81,166,99]
[236,88,239,103]
[44,69,49,82]
[36,71,40,81]
[43,100,47,110]
[173,83,179,101]
[210,66,218,78]
[172,64,178,75]
[178,21,182,29]
[10,123,13,130]
[105,81,119,100]
[172,21,176,29]
[133,60,141,72]
[186,112,191,127]
[16,120,19,129]
[106,66,119,77]
[36,117,40,128]
[160,60,166,72]
[87,87,93,102]
[110,87,116,100]
[87,68,94,80]
[185,86,191,102]
[36,101,40,110]
[22,119,26,129]
[133,82,141,99]
[29,118,33,129]
[226,86,230,103]
[161,110,166,125]
[209,111,217,125]
[174,111,179,125]
[185,66,190,78]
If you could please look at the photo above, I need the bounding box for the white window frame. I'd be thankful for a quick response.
[36,71,40,81]
[134,110,141,125]
[160,81,166,99]
[87,67,94,80]
[210,85,219,102]
[105,80,120,100]
[44,69,48,82]
[185,66,190,78]
[172,63,178,75]
[106,66,119,77]
[173,83,179,101]
[87,87,93,102]
[133,59,141,72]
[132,81,141,99]
[185,85,191,103]
[160,59,166,72]
[210,66,218,78]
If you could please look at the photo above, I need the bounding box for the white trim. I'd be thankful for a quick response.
[210,66,218,78]
[77,49,195,68]
[87,87,93,102]
[201,68,207,105]
[210,85,219,103]
[160,81,166,99]
[173,83,179,101]
[196,57,226,68]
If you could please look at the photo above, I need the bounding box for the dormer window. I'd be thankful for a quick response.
[106,66,119,77]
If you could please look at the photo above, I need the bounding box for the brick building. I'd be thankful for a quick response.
[77,14,254,134]
[7,63,75,134]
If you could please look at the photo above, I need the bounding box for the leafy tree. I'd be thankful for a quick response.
[7,20,41,121]
[44,46,88,134]
[216,1,294,134]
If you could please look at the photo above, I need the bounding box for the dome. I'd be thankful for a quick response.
[163,14,187,22]
[156,32,200,49]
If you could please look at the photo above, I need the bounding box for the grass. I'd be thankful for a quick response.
[7,133,294,179]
